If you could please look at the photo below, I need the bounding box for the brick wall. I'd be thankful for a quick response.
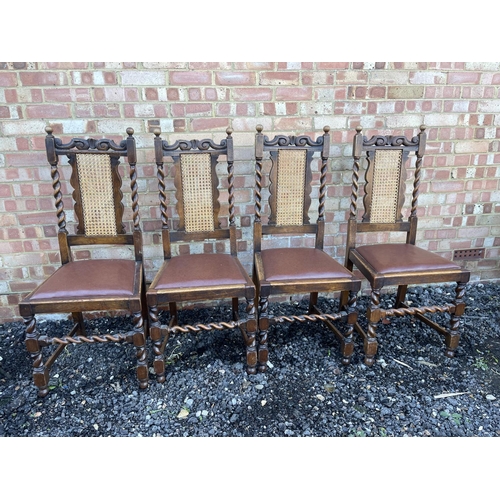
[1,62,499,322]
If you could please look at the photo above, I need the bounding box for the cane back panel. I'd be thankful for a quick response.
[366,149,404,224]
[178,152,217,233]
[74,153,123,236]
[274,149,308,226]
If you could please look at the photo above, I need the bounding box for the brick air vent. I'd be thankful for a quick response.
[453,248,485,261]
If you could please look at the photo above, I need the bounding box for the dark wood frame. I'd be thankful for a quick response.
[147,128,257,382]
[18,126,148,397]
[340,125,471,365]
[253,125,361,371]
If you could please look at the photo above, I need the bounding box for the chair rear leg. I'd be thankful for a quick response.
[257,295,270,372]
[340,259,354,309]
[395,284,408,308]
[141,273,149,333]
[308,292,319,313]
[445,281,467,358]
[23,315,50,397]
[72,312,86,336]
[232,297,239,321]
[169,302,178,325]
[132,310,148,389]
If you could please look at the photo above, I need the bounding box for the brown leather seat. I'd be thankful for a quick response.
[28,260,136,300]
[261,248,354,281]
[154,254,250,289]
[354,244,462,275]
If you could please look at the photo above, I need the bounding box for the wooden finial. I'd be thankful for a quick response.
[256,124,263,133]
[45,125,53,135]
[323,125,330,134]
[153,128,161,137]
[126,127,134,136]
[420,125,426,132]
[356,126,363,133]
[226,127,233,136]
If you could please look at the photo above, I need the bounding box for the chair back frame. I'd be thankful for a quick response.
[254,125,331,253]
[153,128,237,259]
[345,125,426,260]
[44,126,142,265]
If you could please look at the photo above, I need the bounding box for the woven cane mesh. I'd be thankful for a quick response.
[370,149,403,223]
[76,154,117,236]
[180,153,214,232]
[275,149,306,226]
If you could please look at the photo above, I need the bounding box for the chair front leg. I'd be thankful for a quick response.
[257,295,269,372]
[132,310,148,389]
[364,288,381,367]
[445,281,467,358]
[149,305,167,383]
[245,297,258,375]
[340,290,357,365]
[23,315,49,398]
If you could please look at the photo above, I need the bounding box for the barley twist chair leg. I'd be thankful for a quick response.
[132,311,149,389]
[340,290,357,366]
[257,296,269,372]
[445,281,467,358]
[149,306,166,383]
[364,288,381,367]
[245,298,258,375]
[23,315,49,398]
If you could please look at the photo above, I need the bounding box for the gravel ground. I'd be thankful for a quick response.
[1,282,499,438]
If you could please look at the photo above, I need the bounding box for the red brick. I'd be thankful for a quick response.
[316,62,349,69]
[369,86,386,98]
[274,117,313,130]
[260,72,299,85]
[236,103,254,116]
[0,71,18,86]
[430,180,465,192]
[153,104,168,117]
[448,72,481,84]
[216,72,256,85]
[170,71,211,85]
[171,103,212,117]
[0,184,12,197]
[302,72,335,86]
[5,152,46,167]
[189,62,229,70]
[20,72,67,86]
[18,212,57,226]
[231,88,272,101]
[103,71,116,84]
[276,87,312,101]
[26,104,71,118]
[41,62,88,69]
[205,88,229,100]
[234,62,275,70]
[145,88,158,100]
[191,118,229,131]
